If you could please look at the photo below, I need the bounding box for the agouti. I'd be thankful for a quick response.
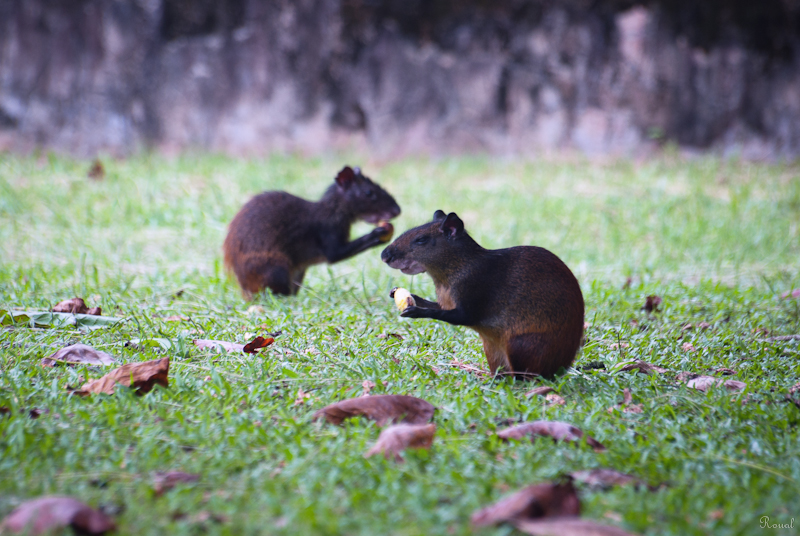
[381,210,584,378]
[224,166,401,298]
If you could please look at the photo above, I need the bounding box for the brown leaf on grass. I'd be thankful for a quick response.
[618,361,667,375]
[713,367,737,376]
[87,159,105,180]
[608,389,643,414]
[681,342,696,352]
[446,360,489,377]
[41,344,116,367]
[51,297,101,315]
[765,334,800,341]
[377,332,404,341]
[514,518,638,536]
[525,386,555,398]
[75,357,169,395]
[497,421,605,452]
[570,469,650,491]
[152,471,200,495]
[0,496,115,535]
[312,395,435,426]
[789,383,800,394]
[642,295,662,313]
[242,336,274,354]
[545,393,566,406]
[471,481,580,527]
[781,288,800,299]
[0,406,11,416]
[364,423,435,462]
[361,380,376,396]
[294,388,311,406]
[684,376,746,392]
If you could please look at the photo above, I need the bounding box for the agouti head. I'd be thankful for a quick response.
[331,166,401,224]
[381,210,477,275]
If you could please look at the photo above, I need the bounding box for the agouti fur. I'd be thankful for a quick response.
[381,210,584,378]
[224,166,400,298]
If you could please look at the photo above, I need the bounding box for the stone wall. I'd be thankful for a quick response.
[1,0,799,158]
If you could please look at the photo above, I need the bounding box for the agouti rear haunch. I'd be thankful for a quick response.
[381,210,584,378]
[224,166,400,298]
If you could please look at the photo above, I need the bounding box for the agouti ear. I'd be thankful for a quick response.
[432,210,446,222]
[440,212,464,238]
[335,166,356,188]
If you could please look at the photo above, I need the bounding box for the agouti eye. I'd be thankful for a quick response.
[414,236,429,245]
[365,188,374,197]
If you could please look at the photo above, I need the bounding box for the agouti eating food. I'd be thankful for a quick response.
[224,166,401,298]
[381,210,584,378]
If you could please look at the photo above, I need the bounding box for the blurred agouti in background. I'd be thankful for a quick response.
[382,210,584,378]
[224,166,400,298]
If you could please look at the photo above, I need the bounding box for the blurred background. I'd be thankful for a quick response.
[2,0,800,159]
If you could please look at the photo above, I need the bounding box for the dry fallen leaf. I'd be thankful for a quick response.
[712,367,737,376]
[87,159,105,180]
[377,332,404,341]
[312,395,435,426]
[361,380,376,396]
[446,360,489,377]
[642,295,662,313]
[545,393,566,406]
[51,297,101,316]
[681,342,696,352]
[41,344,116,367]
[75,357,169,395]
[618,361,667,375]
[570,469,650,491]
[471,481,580,526]
[526,386,555,398]
[514,517,638,536]
[497,421,605,452]
[152,471,200,495]
[194,336,274,354]
[0,496,115,535]
[365,423,435,462]
[685,376,746,392]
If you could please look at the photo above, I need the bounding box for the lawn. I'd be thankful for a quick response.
[0,152,799,535]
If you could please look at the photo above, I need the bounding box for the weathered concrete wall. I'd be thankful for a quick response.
[1,0,799,158]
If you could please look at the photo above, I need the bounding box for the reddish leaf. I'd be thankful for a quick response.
[152,471,200,495]
[545,393,566,406]
[684,375,746,392]
[361,380,376,396]
[312,395,435,426]
[242,336,274,354]
[52,298,90,314]
[497,421,605,452]
[781,288,800,299]
[41,344,116,367]
[75,357,169,395]
[642,295,662,313]
[514,518,639,536]
[0,496,115,535]
[618,361,667,375]
[365,423,436,462]
[681,342,696,352]
[87,159,105,180]
[471,481,580,527]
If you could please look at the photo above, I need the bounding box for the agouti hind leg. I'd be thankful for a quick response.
[506,332,575,378]
[237,262,292,297]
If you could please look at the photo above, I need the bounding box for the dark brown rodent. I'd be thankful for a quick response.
[381,210,584,378]
[224,166,401,298]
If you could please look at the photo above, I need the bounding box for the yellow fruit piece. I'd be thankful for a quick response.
[392,287,415,311]
[378,221,394,243]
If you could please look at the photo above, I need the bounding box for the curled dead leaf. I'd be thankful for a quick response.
[365,423,435,462]
[41,344,116,367]
[618,361,667,375]
[513,518,639,536]
[681,342,696,352]
[497,421,605,452]
[525,386,555,398]
[570,469,652,491]
[545,393,566,406]
[312,394,435,426]
[712,367,737,376]
[75,357,169,395]
[471,481,580,527]
[377,332,404,341]
[685,376,746,392]
[152,471,200,496]
[51,297,102,316]
[194,336,274,354]
[0,496,115,535]
[642,295,662,313]
[242,336,275,354]
[361,380,376,396]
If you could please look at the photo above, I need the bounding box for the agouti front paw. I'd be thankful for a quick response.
[400,305,424,318]
[375,221,394,242]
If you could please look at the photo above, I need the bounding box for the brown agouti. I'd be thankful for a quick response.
[224,166,401,298]
[381,210,584,378]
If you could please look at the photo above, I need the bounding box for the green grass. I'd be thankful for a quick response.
[1,152,799,535]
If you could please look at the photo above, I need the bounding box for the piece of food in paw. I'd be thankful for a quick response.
[391,287,416,311]
[377,221,394,242]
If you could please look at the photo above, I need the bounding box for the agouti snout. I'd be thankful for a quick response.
[224,166,400,298]
[382,210,584,378]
